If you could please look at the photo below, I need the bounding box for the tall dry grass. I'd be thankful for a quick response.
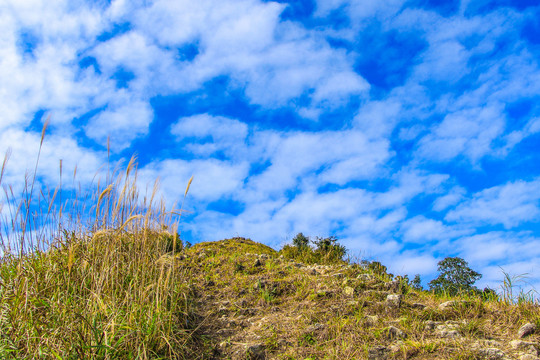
[0,123,196,359]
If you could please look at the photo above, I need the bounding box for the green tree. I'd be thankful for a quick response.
[411,274,423,290]
[429,257,481,295]
[292,232,309,249]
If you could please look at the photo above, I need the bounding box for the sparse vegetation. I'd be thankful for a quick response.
[279,233,348,265]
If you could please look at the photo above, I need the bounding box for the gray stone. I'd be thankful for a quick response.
[520,355,540,360]
[305,323,327,333]
[438,300,469,310]
[388,340,404,353]
[357,273,373,281]
[424,320,442,331]
[246,344,265,359]
[385,294,402,308]
[368,345,389,360]
[519,323,537,338]
[364,315,379,327]
[435,322,462,339]
[411,302,427,309]
[479,348,506,359]
[510,340,538,355]
[387,326,407,340]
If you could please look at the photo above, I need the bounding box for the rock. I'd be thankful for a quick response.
[254,258,262,267]
[305,323,327,333]
[479,348,506,359]
[389,340,404,353]
[424,320,442,331]
[385,294,402,308]
[411,302,427,309]
[364,315,379,327]
[368,345,389,360]
[332,272,345,279]
[438,300,469,310]
[387,326,407,340]
[520,355,540,360]
[519,323,537,338]
[435,321,462,339]
[510,340,538,355]
[344,286,355,296]
[437,328,461,339]
[246,344,265,359]
[358,273,373,281]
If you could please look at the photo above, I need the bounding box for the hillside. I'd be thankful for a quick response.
[1,233,539,359]
[180,237,540,359]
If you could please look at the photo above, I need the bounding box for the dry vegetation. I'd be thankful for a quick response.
[0,124,539,359]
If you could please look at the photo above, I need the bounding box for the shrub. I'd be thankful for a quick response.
[279,233,348,265]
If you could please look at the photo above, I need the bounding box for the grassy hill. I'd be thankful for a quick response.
[1,231,539,359]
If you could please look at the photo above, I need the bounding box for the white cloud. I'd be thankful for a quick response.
[401,216,451,243]
[0,128,103,191]
[377,170,448,208]
[354,99,402,140]
[446,179,540,228]
[139,158,249,203]
[433,186,466,211]
[86,96,153,150]
[391,252,439,276]
[171,114,248,158]
[414,40,469,82]
[130,0,368,110]
[245,130,390,199]
[417,105,506,162]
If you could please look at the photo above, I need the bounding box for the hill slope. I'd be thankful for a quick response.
[179,237,540,359]
[1,235,539,359]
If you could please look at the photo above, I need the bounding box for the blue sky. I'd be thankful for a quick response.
[1,0,540,291]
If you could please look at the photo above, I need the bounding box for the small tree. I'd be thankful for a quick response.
[429,257,481,295]
[411,274,423,290]
[292,232,309,249]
